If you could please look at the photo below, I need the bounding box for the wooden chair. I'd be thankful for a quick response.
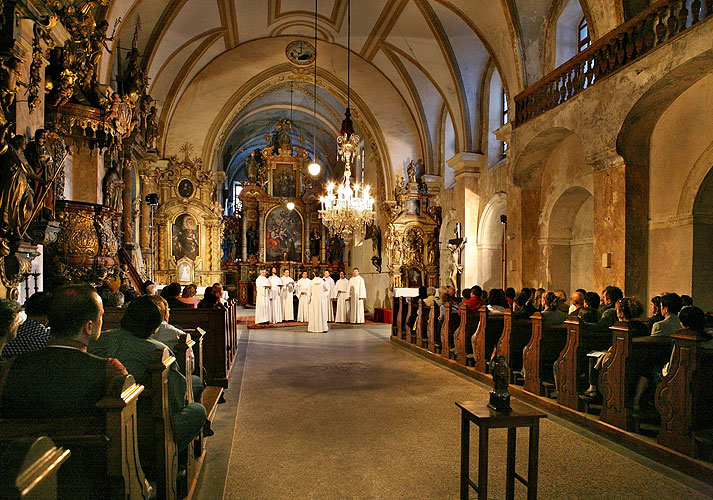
[471,307,505,373]
[599,321,672,430]
[655,330,713,457]
[0,436,71,500]
[496,311,533,382]
[522,313,567,396]
[556,317,611,411]
[0,374,153,500]
[454,304,478,366]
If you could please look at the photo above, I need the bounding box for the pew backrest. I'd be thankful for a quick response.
[0,436,70,500]
[471,306,505,373]
[523,313,567,395]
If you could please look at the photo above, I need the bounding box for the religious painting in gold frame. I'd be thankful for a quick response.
[264,206,304,262]
[172,214,199,261]
[270,162,298,198]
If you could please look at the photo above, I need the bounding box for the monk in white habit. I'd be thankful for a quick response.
[296,271,310,322]
[268,267,284,324]
[323,270,335,322]
[334,271,350,323]
[347,268,367,324]
[255,269,272,324]
[307,273,329,333]
[281,269,295,321]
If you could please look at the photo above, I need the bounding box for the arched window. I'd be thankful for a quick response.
[502,89,509,157]
[578,17,591,52]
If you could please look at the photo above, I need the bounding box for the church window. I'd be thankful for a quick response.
[233,183,243,214]
[502,89,509,157]
[578,17,591,52]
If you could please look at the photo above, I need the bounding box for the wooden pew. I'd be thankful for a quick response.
[496,310,533,379]
[427,305,441,354]
[0,436,71,500]
[416,300,432,348]
[0,374,153,500]
[471,306,505,373]
[454,304,478,366]
[599,322,672,430]
[655,330,713,457]
[556,317,612,410]
[439,299,460,360]
[391,296,400,337]
[399,297,409,340]
[139,348,179,500]
[406,298,418,344]
[522,313,567,396]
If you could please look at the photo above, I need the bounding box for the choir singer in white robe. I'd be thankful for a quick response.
[334,271,350,323]
[255,269,272,324]
[307,273,329,333]
[347,268,367,324]
[281,269,295,321]
[296,271,310,322]
[323,270,335,322]
[268,267,284,324]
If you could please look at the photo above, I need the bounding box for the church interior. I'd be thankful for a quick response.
[0,0,712,498]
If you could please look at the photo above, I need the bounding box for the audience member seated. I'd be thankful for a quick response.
[680,294,693,310]
[541,292,566,326]
[554,289,569,313]
[423,287,440,308]
[651,293,683,337]
[486,289,509,314]
[568,289,586,315]
[88,296,207,451]
[632,304,703,411]
[463,285,484,312]
[104,290,125,308]
[0,299,21,354]
[147,295,205,401]
[581,291,602,322]
[197,287,225,309]
[1,285,127,418]
[648,295,664,330]
[599,286,623,329]
[584,297,646,397]
[505,287,516,307]
[212,283,228,305]
[512,293,535,317]
[1,292,50,359]
[142,280,157,296]
[533,288,546,311]
[160,282,191,309]
[122,287,139,305]
[178,283,200,308]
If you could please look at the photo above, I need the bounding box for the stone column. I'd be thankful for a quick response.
[447,152,485,290]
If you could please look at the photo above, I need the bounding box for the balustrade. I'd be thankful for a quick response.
[515,0,712,126]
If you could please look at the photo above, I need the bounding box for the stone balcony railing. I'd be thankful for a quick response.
[514,0,713,126]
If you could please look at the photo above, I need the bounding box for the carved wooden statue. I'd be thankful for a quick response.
[102,162,124,213]
[488,355,512,412]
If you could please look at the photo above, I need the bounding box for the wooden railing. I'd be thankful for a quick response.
[515,0,713,126]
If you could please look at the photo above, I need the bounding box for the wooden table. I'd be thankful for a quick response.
[456,400,547,500]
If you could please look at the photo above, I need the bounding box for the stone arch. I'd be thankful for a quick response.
[477,192,507,289]
[541,186,594,293]
[511,127,579,189]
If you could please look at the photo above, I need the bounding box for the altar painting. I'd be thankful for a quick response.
[265,207,302,261]
[272,163,296,198]
[173,214,199,261]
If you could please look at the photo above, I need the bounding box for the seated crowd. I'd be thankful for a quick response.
[0,279,230,487]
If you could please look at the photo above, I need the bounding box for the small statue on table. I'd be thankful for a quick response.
[487,355,512,413]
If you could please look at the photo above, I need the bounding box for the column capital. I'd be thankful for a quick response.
[586,149,624,171]
[447,152,485,178]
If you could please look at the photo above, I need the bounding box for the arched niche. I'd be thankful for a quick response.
[477,193,507,290]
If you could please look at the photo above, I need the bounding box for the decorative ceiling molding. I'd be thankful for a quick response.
[359,0,409,62]
[268,0,347,32]
[217,0,240,48]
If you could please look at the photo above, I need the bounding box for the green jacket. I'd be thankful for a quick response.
[89,328,187,414]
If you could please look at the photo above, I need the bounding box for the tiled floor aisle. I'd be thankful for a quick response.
[199,325,712,500]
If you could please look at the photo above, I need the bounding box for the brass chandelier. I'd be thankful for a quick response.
[318,0,374,236]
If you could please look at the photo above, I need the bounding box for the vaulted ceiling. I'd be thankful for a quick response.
[98,0,624,187]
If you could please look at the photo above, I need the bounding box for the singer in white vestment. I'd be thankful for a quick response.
[268,267,283,324]
[255,269,272,324]
[334,271,350,322]
[348,268,367,324]
[281,269,295,322]
[323,271,335,322]
[296,271,310,322]
[307,274,329,333]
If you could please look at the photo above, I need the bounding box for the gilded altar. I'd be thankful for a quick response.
[148,144,225,286]
[386,161,440,289]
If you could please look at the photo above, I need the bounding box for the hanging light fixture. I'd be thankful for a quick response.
[307,0,321,177]
[318,0,374,236]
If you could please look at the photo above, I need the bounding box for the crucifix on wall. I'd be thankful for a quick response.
[447,222,466,295]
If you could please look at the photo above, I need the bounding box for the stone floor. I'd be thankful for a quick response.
[194,325,713,500]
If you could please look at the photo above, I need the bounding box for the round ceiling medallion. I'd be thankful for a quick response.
[286,40,315,65]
